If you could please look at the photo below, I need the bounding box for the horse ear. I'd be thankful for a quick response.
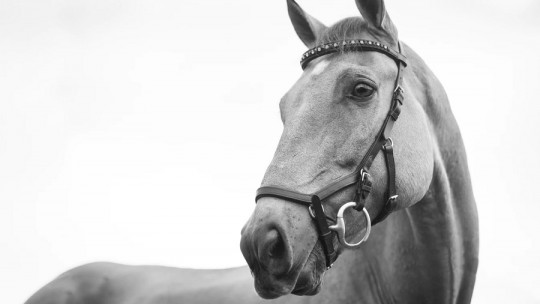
[287,0,327,47]
[354,0,397,37]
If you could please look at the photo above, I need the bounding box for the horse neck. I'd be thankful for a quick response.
[317,45,479,304]
[404,43,478,244]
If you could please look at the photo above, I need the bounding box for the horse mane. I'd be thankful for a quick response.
[315,17,399,50]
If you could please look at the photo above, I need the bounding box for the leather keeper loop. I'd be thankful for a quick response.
[393,88,404,105]
[356,172,372,199]
[390,107,401,121]
[361,184,372,193]
[320,231,334,247]
[319,231,336,266]
[354,201,365,212]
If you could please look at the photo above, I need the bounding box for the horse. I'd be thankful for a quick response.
[25,0,479,303]
[239,0,479,302]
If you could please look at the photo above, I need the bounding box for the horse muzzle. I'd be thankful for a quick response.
[240,198,323,298]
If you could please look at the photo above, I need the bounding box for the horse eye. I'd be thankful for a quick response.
[352,83,375,99]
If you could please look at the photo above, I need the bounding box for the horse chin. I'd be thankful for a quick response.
[292,280,322,296]
[254,282,293,299]
[253,244,327,299]
[252,267,298,299]
[291,245,327,296]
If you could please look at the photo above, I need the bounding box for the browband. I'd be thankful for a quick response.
[301,39,407,69]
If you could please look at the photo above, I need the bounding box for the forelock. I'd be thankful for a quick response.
[316,17,397,48]
[316,17,368,45]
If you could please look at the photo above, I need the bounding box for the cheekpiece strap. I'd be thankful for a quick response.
[371,138,398,225]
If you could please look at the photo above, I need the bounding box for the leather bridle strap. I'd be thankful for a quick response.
[310,195,337,266]
[370,46,405,224]
[255,41,406,268]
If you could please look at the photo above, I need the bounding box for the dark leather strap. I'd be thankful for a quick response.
[353,171,371,211]
[256,187,337,222]
[372,139,398,225]
[256,187,312,206]
[371,43,404,224]
[310,195,337,266]
[300,39,407,70]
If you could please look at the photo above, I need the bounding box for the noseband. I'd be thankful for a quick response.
[255,39,407,269]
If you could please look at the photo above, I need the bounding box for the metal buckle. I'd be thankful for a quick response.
[387,195,398,203]
[328,202,371,249]
[393,85,404,105]
[360,169,369,182]
[382,137,393,151]
[308,204,325,219]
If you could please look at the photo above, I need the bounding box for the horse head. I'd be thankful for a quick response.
[240,0,434,299]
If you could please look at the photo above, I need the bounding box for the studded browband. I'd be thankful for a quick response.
[300,39,407,69]
[255,39,407,268]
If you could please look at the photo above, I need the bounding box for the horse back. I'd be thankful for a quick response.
[25,262,115,304]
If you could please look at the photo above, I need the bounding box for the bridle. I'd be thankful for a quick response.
[255,39,407,269]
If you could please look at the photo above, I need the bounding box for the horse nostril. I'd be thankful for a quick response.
[267,230,285,259]
[258,228,292,275]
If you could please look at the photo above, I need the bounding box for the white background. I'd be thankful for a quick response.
[1,0,539,303]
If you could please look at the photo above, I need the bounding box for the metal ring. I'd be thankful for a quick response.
[328,202,371,249]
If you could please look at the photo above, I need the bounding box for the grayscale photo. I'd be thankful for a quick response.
[2,0,539,303]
